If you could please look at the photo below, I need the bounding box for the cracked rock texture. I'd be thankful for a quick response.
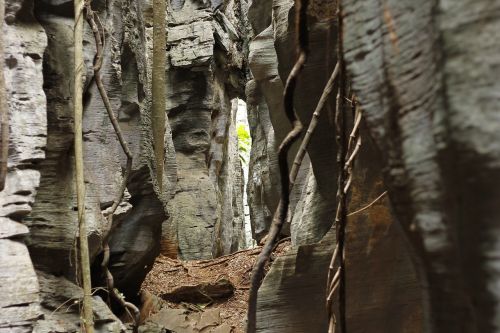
[1,0,247,330]
[2,0,498,332]
[0,0,46,330]
[156,0,248,260]
[247,0,422,332]
[343,0,500,331]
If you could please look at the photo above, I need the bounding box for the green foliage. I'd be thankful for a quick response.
[237,123,251,164]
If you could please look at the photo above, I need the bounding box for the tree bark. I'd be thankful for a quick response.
[152,0,166,190]
[0,0,8,191]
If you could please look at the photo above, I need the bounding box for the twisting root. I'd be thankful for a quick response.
[289,62,340,188]
[84,2,138,331]
[246,0,309,332]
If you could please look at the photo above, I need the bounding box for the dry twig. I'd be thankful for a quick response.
[347,191,387,217]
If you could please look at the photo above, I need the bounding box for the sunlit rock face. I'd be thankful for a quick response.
[0,0,46,330]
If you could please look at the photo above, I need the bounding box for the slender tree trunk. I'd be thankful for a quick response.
[74,0,94,331]
[0,0,9,192]
[152,0,166,190]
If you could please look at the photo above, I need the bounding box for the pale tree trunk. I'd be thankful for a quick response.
[74,0,94,331]
[0,0,8,191]
[152,0,166,190]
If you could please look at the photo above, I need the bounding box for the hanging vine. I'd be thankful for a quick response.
[83,1,139,331]
[289,62,340,188]
[324,1,366,331]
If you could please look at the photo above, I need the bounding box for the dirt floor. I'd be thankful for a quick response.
[141,240,291,332]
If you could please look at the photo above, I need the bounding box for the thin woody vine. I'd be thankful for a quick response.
[72,0,166,331]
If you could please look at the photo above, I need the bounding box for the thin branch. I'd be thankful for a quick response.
[347,191,388,217]
[343,106,362,193]
[345,105,362,163]
[329,267,341,291]
[246,0,309,331]
[327,278,340,302]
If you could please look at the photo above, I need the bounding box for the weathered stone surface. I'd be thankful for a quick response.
[157,0,247,260]
[34,271,125,333]
[0,240,41,332]
[256,234,333,333]
[290,167,332,246]
[26,1,173,307]
[256,132,423,333]
[0,2,46,331]
[148,308,228,333]
[342,0,500,331]
[248,0,272,35]
[0,216,29,238]
[248,2,424,332]
[210,99,246,255]
[167,20,214,68]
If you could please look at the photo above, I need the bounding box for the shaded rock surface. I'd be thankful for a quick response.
[343,0,500,330]
[162,279,235,304]
[247,1,423,332]
[34,271,125,333]
[149,308,232,333]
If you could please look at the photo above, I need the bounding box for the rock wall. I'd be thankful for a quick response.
[0,0,46,330]
[157,0,248,260]
[343,0,500,331]
[1,0,248,330]
[246,0,424,332]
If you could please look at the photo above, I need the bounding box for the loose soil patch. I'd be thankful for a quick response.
[141,241,291,332]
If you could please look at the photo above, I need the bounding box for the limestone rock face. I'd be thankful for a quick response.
[2,0,248,330]
[246,0,423,331]
[0,1,46,330]
[33,271,126,333]
[343,0,500,330]
[153,0,247,260]
[30,0,168,310]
